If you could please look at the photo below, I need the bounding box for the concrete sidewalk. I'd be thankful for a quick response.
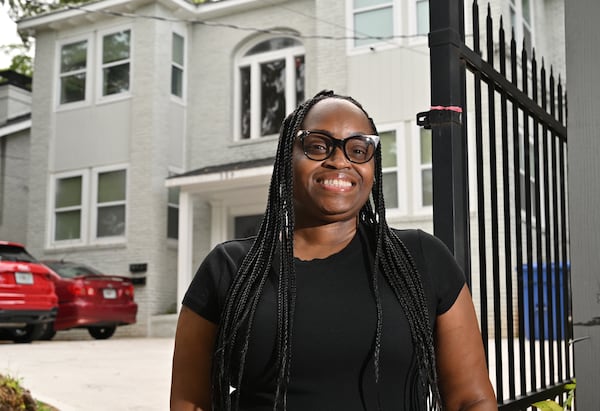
[1,336,174,410]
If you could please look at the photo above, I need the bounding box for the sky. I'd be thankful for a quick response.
[0,4,22,69]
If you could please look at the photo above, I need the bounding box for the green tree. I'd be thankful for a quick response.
[2,0,91,21]
[1,0,92,74]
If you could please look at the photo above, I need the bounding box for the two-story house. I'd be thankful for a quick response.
[17,0,565,337]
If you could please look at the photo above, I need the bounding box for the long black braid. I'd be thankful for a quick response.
[211,90,441,410]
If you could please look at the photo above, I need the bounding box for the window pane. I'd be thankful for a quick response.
[55,210,81,241]
[60,74,86,104]
[380,131,397,168]
[167,206,178,239]
[422,168,433,206]
[420,128,432,164]
[55,176,82,208]
[245,37,301,56]
[416,0,429,35]
[97,205,125,237]
[103,63,130,95]
[354,7,393,47]
[61,40,87,73]
[510,8,516,26]
[519,174,537,218]
[98,170,126,203]
[295,55,305,106]
[172,33,184,66]
[234,214,263,239]
[523,27,532,54]
[240,66,251,139]
[260,59,286,136]
[168,186,180,205]
[103,30,131,64]
[522,0,531,24]
[171,66,183,97]
[354,0,390,8]
[382,171,398,209]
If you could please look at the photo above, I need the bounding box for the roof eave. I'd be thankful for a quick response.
[17,0,287,33]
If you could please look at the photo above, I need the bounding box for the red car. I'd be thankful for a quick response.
[0,241,58,343]
[40,260,138,340]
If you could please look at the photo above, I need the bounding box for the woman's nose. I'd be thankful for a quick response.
[323,146,350,168]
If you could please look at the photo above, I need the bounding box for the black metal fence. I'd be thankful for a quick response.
[421,0,574,408]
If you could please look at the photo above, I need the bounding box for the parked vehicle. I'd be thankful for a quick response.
[0,241,58,343]
[39,260,137,340]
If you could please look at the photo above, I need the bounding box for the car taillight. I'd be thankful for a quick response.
[123,284,134,299]
[0,272,13,284]
[67,281,95,297]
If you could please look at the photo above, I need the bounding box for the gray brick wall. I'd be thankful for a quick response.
[0,128,30,244]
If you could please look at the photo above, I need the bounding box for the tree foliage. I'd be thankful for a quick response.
[1,0,92,74]
[2,0,92,21]
[1,43,32,76]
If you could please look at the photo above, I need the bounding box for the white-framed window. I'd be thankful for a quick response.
[417,127,433,209]
[49,166,127,246]
[58,36,90,106]
[518,133,538,220]
[98,27,131,99]
[234,36,305,140]
[380,129,401,209]
[167,186,179,239]
[351,0,395,48]
[171,32,185,98]
[92,166,127,240]
[56,27,133,108]
[382,124,432,215]
[167,169,182,240]
[51,170,89,244]
[415,0,429,35]
[509,0,533,54]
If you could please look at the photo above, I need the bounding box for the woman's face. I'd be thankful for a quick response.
[293,98,376,226]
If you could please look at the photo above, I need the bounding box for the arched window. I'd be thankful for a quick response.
[235,36,305,140]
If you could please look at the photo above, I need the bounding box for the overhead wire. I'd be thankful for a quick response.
[254,0,426,50]
[56,0,430,52]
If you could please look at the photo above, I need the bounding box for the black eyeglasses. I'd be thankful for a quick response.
[297,130,380,164]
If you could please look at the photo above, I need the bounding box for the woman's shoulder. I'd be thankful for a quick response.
[211,236,256,259]
[389,227,447,253]
[196,236,257,286]
[391,227,465,315]
[182,236,257,323]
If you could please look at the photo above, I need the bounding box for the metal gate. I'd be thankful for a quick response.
[418,0,574,408]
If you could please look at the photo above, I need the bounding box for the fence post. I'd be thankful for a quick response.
[427,0,471,281]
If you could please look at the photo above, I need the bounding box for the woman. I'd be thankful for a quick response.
[171,90,497,410]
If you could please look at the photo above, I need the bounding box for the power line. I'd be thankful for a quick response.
[62,2,429,43]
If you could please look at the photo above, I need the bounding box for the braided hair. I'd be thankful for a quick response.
[211,90,441,410]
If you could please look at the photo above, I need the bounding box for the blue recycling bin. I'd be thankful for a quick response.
[521,263,569,340]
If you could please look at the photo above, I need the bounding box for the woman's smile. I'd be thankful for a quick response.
[320,178,352,189]
[317,174,355,191]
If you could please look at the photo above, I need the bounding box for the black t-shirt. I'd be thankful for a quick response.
[183,228,465,410]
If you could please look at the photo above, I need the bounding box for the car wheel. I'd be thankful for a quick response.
[39,322,56,340]
[88,326,116,340]
[12,324,45,343]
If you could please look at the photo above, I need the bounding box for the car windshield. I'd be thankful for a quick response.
[44,262,103,279]
[0,245,37,263]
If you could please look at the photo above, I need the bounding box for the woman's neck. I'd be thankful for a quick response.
[293,219,358,260]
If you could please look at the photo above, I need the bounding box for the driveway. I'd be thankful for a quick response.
[1,335,175,410]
